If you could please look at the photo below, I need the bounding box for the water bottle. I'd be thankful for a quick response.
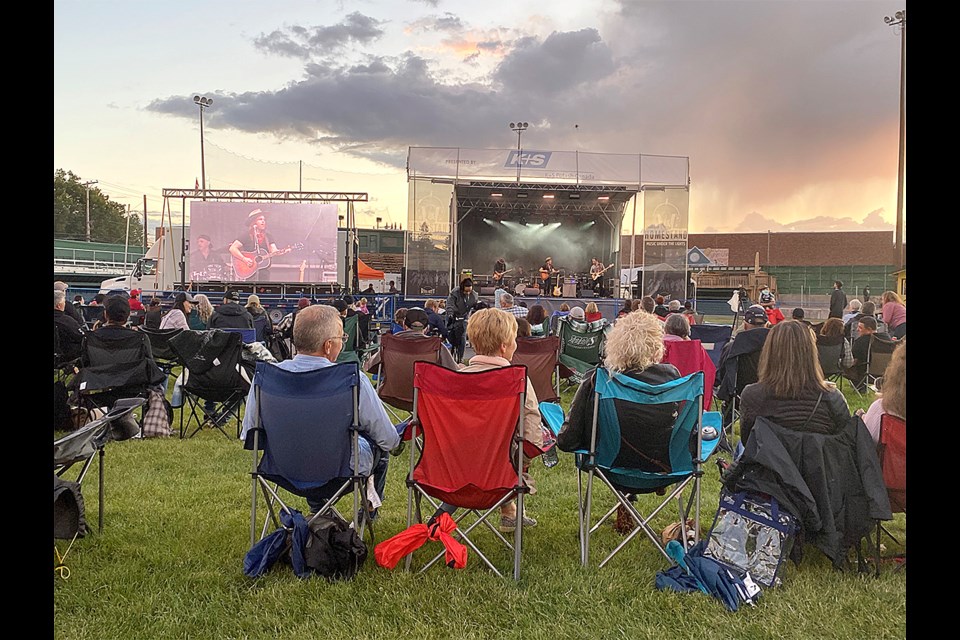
[542,446,559,468]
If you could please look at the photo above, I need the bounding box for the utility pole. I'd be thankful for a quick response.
[143,194,148,248]
[884,10,906,269]
[194,96,213,199]
[82,180,98,242]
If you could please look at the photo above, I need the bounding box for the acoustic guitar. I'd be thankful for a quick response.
[233,243,304,281]
[539,267,558,281]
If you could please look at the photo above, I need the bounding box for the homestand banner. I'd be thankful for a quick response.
[407,147,689,187]
[642,189,689,301]
[188,201,339,284]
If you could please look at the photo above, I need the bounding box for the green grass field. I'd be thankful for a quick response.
[54,375,905,639]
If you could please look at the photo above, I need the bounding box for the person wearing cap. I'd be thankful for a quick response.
[758,285,776,309]
[228,209,279,282]
[128,289,144,312]
[245,294,274,342]
[208,290,255,330]
[714,305,771,438]
[190,234,225,280]
[568,305,586,322]
[160,292,195,330]
[363,307,460,375]
[54,281,85,325]
[144,297,163,329]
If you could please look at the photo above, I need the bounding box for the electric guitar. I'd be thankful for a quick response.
[492,268,513,281]
[553,272,563,297]
[590,264,613,281]
[233,243,304,281]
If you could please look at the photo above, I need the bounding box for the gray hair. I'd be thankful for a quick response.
[663,313,690,339]
[293,305,343,353]
[54,281,69,292]
[54,290,67,307]
[849,299,862,312]
[668,299,682,312]
[500,292,515,306]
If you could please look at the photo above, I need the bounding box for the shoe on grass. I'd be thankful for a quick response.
[499,515,537,533]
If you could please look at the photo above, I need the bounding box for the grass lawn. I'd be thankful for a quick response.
[54,372,905,639]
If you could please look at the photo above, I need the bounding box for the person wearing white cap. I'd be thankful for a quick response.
[54,281,84,325]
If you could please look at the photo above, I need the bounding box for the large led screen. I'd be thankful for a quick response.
[188,201,339,284]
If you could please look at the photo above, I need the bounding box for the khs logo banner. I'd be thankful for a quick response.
[505,151,552,168]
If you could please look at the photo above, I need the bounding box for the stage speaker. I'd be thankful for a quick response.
[563,283,577,297]
[480,286,496,295]
[523,287,541,296]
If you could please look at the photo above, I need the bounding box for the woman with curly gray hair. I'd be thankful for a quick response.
[557,311,681,472]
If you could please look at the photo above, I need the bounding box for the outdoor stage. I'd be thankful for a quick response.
[405,146,691,302]
[404,295,626,321]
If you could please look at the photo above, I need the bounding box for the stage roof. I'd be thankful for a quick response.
[408,147,689,187]
[454,182,635,218]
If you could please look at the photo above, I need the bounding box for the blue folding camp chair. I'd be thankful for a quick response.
[575,369,722,567]
[246,361,373,548]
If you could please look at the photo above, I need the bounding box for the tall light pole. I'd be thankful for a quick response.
[193,95,213,196]
[884,10,905,270]
[509,121,529,182]
[81,180,98,242]
[376,216,382,229]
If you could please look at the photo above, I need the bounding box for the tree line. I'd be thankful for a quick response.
[54,169,145,246]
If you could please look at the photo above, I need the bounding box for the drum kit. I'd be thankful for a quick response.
[483,265,591,297]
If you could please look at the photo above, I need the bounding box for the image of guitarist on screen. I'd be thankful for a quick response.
[229,208,304,282]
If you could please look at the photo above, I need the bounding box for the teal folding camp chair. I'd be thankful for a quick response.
[556,315,608,386]
[336,314,379,365]
[575,369,722,567]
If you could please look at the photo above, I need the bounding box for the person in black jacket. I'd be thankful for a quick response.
[828,280,847,319]
[54,290,84,361]
[208,290,255,330]
[558,310,681,473]
[738,319,850,447]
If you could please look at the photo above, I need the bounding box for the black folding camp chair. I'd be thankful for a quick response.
[169,329,252,439]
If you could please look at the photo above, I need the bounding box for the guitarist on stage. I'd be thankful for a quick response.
[229,209,280,282]
[492,258,508,287]
[539,257,559,296]
[589,257,609,297]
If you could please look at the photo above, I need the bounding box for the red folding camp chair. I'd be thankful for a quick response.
[662,339,716,412]
[398,361,530,579]
[874,413,906,575]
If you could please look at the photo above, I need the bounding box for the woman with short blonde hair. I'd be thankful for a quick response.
[558,309,683,473]
[457,308,543,532]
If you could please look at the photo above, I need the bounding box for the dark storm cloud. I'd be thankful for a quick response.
[146,26,619,167]
[254,12,385,58]
[493,28,616,94]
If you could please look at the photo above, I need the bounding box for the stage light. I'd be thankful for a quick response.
[569,192,581,199]
[542,194,555,199]
[491,192,503,197]
[517,192,528,198]
[597,195,610,201]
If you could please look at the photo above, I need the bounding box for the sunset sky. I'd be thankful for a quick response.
[53,0,906,236]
